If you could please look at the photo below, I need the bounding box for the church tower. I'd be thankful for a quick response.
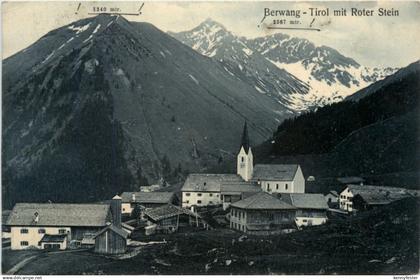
[237,121,253,181]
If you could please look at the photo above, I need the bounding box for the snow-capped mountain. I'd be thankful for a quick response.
[3,15,291,206]
[169,19,311,114]
[170,19,397,111]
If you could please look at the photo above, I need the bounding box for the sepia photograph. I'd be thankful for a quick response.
[1,0,419,276]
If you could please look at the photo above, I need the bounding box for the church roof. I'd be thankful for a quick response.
[231,192,296,210]
[240,121,250,154]
[181,174,243,192]
[252,164,299,181]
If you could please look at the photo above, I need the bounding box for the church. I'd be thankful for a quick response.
[181,122,305,209]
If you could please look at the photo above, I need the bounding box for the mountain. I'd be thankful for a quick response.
[169,19,311,113]
[256,60,420,189]
[170,19,397,111]
[2,15,291,207]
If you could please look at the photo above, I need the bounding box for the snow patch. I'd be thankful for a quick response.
[68,23,91,34]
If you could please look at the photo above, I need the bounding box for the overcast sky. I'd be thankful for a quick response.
[2,1,419,67]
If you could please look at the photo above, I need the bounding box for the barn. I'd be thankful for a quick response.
[93,224,128,255]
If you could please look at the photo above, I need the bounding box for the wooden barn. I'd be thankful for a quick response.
[143,204,209,234]
[93,224,128,255]
[120,191,177,216]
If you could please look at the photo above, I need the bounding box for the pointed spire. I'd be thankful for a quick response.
[240,121,250,154]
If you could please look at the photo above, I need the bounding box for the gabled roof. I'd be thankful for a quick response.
[328,190,339,197]
[354,192,412,205]
[7,203,110,227]
[120,192,175,204]
[93,224,128,239]
[280,193,328,210]
[220,182,261,195]
[143,204,201,222]
[252,164,299,181]
[231,192,296,210]
[40,234,67,243]
[337,177,365,184]
[181,174,243,192]
[345,184,407,195]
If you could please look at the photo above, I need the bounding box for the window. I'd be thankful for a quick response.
[302,219,308,223]
[20,241,29,246]
[58,229,67,234]
[276,184,279,190]
[328,198,332,203]
[197,200,202,204]
[186,200,189,204]
[285,184,288,190]
[216,194,219,197]
[204,182,207,186]
[38,229,46,234]
[209,193,213,197]
[197,193,202,197]
[20,228,28,234]
[186,193,191,197]
[123,208,126,211]
[241,157,244,163]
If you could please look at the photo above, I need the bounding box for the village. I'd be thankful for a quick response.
[2,122,419,274]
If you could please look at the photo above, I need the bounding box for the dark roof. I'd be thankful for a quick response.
[252,164,299,181]
[120,192,175,204]
[181,174,243,192]
[354,192,411,205]
[346,184,407,195]
[337,177,365,184]
[2,210,12,225]
[93,224,128,239]
[240,121,250,154]
[231,192,296,210]
[220,182,261,195]
[143,204,200,222]
[280,193,328,210]
[7,203,110,227]
[40,234,67,243]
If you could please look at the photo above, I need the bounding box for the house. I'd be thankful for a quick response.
[143,204,209,234]
[93,224,128,255]
[39,234,67,250]
[120,191,177,215]
[236,122,305,193]
[279,193,328,228]
[352,191,413,212]
[6,203,112,250]
[339,184,408,213]
[181,174,242,208]
[229,192,296,235]
[251,164,305,194]
[324,190,339,208]
[94,194,128,254]
[220,182,261,210]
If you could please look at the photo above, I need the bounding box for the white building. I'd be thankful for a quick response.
[251,164,305,194]
[181,174,243,208]
[6,203,111,250]
[279,193,328,228]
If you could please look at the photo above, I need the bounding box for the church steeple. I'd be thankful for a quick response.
[237,121,253,181]
[240,121,250,154]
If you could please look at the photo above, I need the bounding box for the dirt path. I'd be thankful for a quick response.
[5,255,38,275]
[5,249,89,275]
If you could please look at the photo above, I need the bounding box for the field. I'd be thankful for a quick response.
[2,197,418,275]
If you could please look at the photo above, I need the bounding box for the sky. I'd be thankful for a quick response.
[2,1,420,68]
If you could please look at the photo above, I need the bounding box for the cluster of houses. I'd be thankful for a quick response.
[3,122,418,253]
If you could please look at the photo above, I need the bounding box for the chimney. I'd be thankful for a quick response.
[33,212,39,224]
[131,193,136,201]
[111,194,122,228]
